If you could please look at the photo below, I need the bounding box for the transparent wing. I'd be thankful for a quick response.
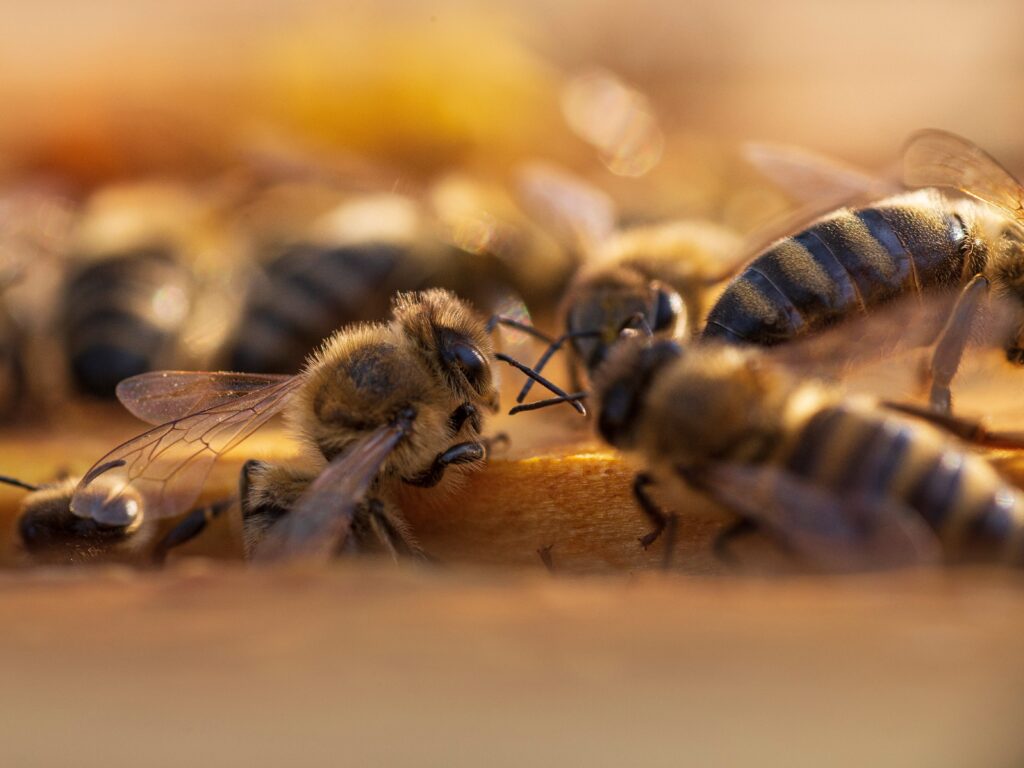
[701,463,942,572]
[117,371,293,425]
[252,422,409,563]
[744,140,896,206]
[72,375,303,522]
[515,161,616,255]
[737,142,904,263]
[903,129,1024,221]
[765,289,1020,396]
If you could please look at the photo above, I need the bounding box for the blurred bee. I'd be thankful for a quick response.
[0,473,232,566]
[60,181,247,397]
[506,163,742,405]
[69,289,538,562]
[224,184,553,375]
[587,326,1024,571]
[0,183,75,417]
[704,130,1024,414]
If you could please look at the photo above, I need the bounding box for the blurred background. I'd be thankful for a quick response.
[4,0,1024,182]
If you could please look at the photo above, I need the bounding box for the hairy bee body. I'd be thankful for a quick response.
[239,289,500,557]
[596,342,1024,566]
[703,190,1022,346]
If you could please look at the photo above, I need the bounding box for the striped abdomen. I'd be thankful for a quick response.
[226,242,412,374]
[783,403,1024,564]
[62,247,192,398]
[703,190,982,345]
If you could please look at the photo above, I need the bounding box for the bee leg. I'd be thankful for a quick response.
[448,403,481,435]
[238,459,289,559]
[537,544,556,573]
[881,400,1024,449]
[361,498,427,560]
[151,498,233,566]
[403,442,486,488]
[482,432,510,454]
[926,273,989,414]
[712,518,760,566]
[634,472,678,567]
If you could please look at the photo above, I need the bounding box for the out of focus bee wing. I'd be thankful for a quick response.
[744,141,898,206]
[72,376,303,522]
[903,129,1024,221]
[739,142,903,260]
[515,162,616,255]
[765,289,1020,397]
[704,463,943,572]
[117,371,293,425]
[252,422,410,563]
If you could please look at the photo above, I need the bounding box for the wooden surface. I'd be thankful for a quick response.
[1,564,1024,767]
[1,396,1024,766]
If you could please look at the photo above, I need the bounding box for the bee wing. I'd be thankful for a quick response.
[744,140,898,206]
[903,129,1024,221]
[764,289,1020,398]
[252,422,410,563]
[117,371,293,425]
[703,463,943,571]
[71,375,303,522]
[738,142,902,261]
[515,162,617,255]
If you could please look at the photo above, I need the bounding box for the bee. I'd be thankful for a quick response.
[224,188,538,375]
[589,331,1024,571]
[69,289,535,562]
[506,163,742,405]
[703,130,1024,414]
[0,473,231,565]
[60,181,246,397]
[0,183,75,418]
[225,193,438,374]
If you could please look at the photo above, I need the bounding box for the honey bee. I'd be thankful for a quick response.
[69,289,529,562]
[225,193,441,374]
[0,183,75,417]
[589,329,1024,571]
[224,186,546,375]
[506,163,742,404]
[60,181,247,397]
[0,473,231,565]
[704,130,1024,414]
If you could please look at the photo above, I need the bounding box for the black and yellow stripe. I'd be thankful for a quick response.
[703,190,981,345]
[781,401,1024,564]
[61,246,193,398]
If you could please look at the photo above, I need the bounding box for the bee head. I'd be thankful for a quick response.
[392,289,500,413]
[593,337,683,449]
[565,268,686,374]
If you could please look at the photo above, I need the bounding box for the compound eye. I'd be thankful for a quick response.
[447,341,487,389]
[652,288,682,332]
[93,496,141,528]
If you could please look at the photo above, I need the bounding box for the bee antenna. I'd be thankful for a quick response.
[516,329,602,403]
[509,392,589,416]
[486,315,555,345]
[0,474,40,492]
[494,353,587,415]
